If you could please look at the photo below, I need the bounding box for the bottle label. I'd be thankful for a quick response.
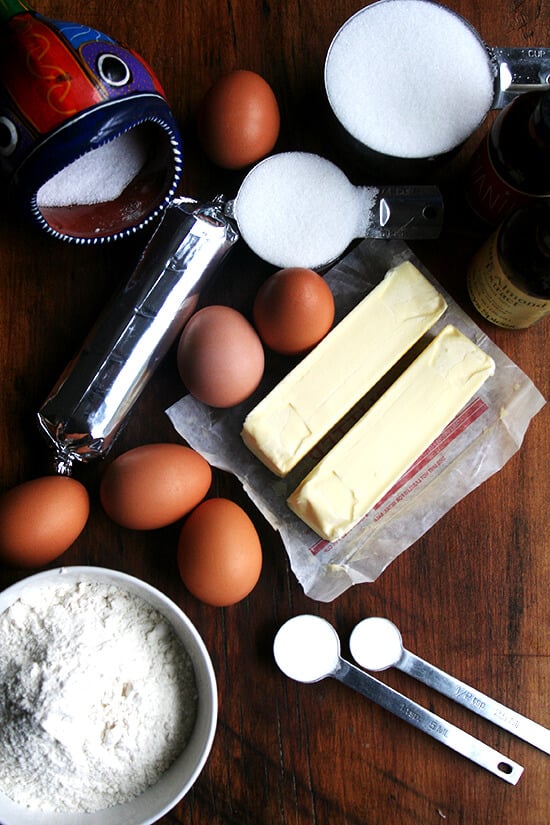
[465,138,536,226]
[467,231,550,329]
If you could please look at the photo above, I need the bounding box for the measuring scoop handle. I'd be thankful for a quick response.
[399,650,550,756]
[336,659,523,784]
[366,186,444,240]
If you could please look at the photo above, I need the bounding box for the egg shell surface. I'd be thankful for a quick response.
[197,69,280,169]
[100,443,212,530]
[177,305,265,408]
[177,497,262,606]
[0,476,90,567]
[253,267,335,354]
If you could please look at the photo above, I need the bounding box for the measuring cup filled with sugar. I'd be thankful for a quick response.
[226,151,443,268]
[324,0,550,181]
[0,1,183,243]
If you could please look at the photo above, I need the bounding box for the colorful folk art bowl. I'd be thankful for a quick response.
[0,1,183,243]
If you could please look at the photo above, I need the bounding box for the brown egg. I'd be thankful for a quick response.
[100,443,212,530]
[177,305,265,408]
[253,267,335,355]
[177,498,262,606]
[197,69,280,169]
[0,476,90,567]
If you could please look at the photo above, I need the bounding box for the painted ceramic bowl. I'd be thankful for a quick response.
[0,3,183,243]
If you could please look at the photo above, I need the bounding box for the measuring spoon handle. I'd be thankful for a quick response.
[397,649,550,756]
[335,658,523,784]
[365,186,444,240]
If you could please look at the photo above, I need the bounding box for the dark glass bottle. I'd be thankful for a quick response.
[466,90,550,226]
[467,201,550,328]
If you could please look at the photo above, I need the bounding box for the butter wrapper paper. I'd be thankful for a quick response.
[166,239,546,601]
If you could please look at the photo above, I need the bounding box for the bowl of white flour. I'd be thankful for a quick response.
[0,566,218,825]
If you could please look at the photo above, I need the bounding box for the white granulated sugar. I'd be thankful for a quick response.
[37,130,148,207]
[273,615,339,683]
[235,152,376,268]
[325,0,495,158]
[0,581,197,813]
[349,617,404,671]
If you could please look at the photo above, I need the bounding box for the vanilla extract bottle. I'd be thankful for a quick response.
[466,90,550,226]
[467,201,550,329]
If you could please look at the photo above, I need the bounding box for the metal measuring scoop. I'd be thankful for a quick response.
[273,615,523,784]
[349,617,550,756]
[225,152,443,269]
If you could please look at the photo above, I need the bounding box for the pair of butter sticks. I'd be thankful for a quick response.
[241,261,447,477]
[287,324,495,541]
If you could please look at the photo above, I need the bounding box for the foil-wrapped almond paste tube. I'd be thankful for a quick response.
[38,197,239,475]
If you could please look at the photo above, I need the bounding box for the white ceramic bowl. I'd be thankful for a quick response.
[0,566,218,825]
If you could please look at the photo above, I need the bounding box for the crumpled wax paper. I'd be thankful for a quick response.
[166,239,546,601]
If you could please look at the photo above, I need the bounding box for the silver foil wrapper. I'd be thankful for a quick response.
[38,196,239,474]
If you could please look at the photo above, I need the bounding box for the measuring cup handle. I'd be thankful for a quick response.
[490,46,550,108]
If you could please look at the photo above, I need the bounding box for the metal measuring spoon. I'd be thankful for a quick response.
[225,152,443,269]
[350,617,550,756]
[273,615,523,784]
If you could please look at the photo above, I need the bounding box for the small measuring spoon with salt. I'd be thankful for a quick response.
[226,152,443,269]
[350,617,550,756]
[274,615,523,784]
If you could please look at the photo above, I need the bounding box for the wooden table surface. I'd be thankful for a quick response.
[1,1,549,823]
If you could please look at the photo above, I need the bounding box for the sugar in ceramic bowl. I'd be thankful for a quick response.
[0,4,183,244]
[0,566,218,825]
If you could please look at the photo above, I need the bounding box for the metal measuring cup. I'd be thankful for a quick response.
[324,0,550,181]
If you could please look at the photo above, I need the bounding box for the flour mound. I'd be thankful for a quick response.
[0,581,197,813]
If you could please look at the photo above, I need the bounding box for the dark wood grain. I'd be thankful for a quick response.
[1,1,549,824]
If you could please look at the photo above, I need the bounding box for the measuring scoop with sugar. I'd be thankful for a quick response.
[349,617,550,756]
[273,615,523,784]
[226,152,443,269]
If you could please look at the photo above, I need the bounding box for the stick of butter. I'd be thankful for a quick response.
[287,325,495,542]
[241,261,447,476]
